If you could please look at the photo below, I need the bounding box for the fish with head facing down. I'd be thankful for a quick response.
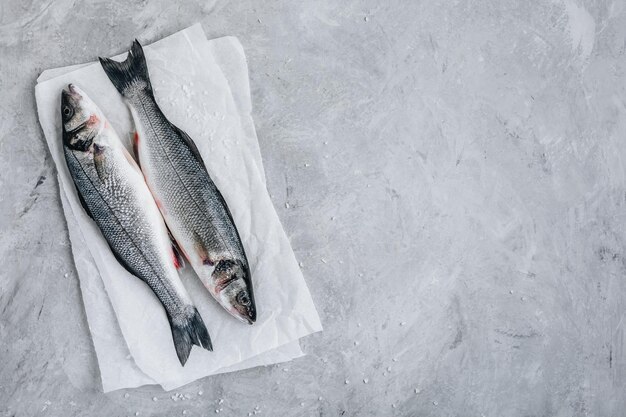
[99,41,257,324]
[62,84,212,365]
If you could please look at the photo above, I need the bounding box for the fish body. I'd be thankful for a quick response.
[99,41,256,325]
[61,84,212,365]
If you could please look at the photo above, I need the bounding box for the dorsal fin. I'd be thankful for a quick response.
[169,123,206,166]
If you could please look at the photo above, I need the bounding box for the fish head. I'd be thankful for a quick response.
[213,260,256,324]
[61,84,104,151]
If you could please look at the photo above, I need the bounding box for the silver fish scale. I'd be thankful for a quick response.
[64,145,188,315]
[134,94,245,264]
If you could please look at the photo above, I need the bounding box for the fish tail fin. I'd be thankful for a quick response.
[168,306,213,366]
[99,39,152,96]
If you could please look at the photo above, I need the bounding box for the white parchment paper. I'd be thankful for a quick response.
[35,25,322,392]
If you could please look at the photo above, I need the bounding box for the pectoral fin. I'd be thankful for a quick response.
[194,238,213,266]
[93,144,110,183]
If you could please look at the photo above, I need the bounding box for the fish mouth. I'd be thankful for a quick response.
[64,83,80,97]
[231,310,255,325]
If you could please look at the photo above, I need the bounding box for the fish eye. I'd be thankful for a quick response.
[237,292,250,306]
[63,106,73,118]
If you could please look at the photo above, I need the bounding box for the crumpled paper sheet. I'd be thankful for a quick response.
[34,24,322,392]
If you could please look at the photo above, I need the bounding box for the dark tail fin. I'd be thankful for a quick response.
[168,306,213,366]
[99,39,152,96]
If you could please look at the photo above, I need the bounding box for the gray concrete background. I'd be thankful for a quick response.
[1,0,626,416]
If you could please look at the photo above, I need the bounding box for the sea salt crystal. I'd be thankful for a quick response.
[363,378,369,384]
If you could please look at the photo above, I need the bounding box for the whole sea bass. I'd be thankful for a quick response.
[99,41,256,324]
[61,84,212,365]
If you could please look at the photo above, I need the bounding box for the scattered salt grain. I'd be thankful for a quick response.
[135,413,139,416]
[283,368,289,372]
[433,401,438,406]
[153,397,158,402]
[400,321,406,326]
[285,202,290,208]
[299,261,304,267]
[321,258,327,264]
[124,393,129,399]
[364,16,368,22]
[318,397,323,401]
[182,411,187,415]
[363,378,369,384]
[300,402,305,407]
[415,388,421,394]
[304,163,310,167]
[215,410,219,414]
[64,273,69,278]
[392,358,398,362]
[354,341,359,346]
[392,404,396,408]
[345,379,350,384]
[387,366,391,372]
[219,399,224,404]
[198,391,203,396]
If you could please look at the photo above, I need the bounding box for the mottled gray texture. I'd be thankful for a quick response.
[1,0,625,416]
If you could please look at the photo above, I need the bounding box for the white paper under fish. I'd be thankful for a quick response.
[34,24,322,392]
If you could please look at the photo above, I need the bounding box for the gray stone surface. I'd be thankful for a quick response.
[1,0,625,416]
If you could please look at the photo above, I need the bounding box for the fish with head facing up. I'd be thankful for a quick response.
[62,84,212,365]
